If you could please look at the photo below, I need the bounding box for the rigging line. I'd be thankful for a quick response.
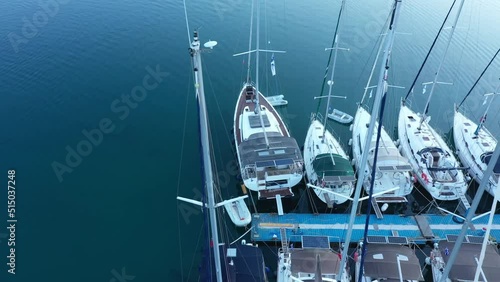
[203,61,238,157]
[321,0,347,133]
[176,59,196,282]
[457,48,500,108]
[230,227,254,245]
[355,12,391,101]
[360,33,386,105]
[182,0,191,45]
[246,0,255,83]
[315,0,346,115]
[187,222,206,282]
[403,0,458,102]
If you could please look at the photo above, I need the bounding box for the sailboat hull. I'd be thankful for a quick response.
[233,84,303,197]
[351,106,413,199]
[453,110,498,197]
[398,105,468,201]
[304,119,355,205]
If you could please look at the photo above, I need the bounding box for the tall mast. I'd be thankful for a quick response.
[474,79,500,136]
[337,0,403,279]
[322,0,347,140]
[254,0,270,148]
[246,0,255,83]
[189,31,223,282]
[419,0,466,129]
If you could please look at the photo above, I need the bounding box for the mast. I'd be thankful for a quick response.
[439,139,500,282]
[474,79,500,136]
[322,0,347,140]
[245,0,255,83]
[337,0,403,279]
[418,0,466,129]
[254,0,270,148]
[189,31,223,282]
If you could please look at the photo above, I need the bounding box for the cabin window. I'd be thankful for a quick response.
[464,122,471,126]
[408,116,416,122]
[482,143,490,147]
[422,136,430,141]
[258,151,270,156]
[274,149,285,155]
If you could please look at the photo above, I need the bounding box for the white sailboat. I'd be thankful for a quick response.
[234,0,303,200]
[453,52,499,198]
[304,0,356,206]
[177,28,267,281]
[352,106,414,201]
[350,0,413,202]
[398,0,468,201]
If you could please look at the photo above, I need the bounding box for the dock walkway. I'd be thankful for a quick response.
[251,213,500,244]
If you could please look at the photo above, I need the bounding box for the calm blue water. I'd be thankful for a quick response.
[0,0,499,281]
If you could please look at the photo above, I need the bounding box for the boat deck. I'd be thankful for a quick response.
[251,213,500,244]
[234,85,289,145]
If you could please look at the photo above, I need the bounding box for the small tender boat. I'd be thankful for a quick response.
[223,197,251,227]
[328,108,353,124]
[266,94,288,106]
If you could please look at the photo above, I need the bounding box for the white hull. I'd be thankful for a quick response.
[304,119,355,205]
[398,105,468,201]
[351,107,413,199]
[233,84,303,198]
[453,110,498,197]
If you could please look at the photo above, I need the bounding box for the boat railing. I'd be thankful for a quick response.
[317,112,350,151]
[242,165,257,180]
[244,161,302,180]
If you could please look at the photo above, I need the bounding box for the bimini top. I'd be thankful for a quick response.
[363,244,423,281]
[481,152,500,174]
[440,241,500,281]
[313,153,355,182]
[238,132,302,168]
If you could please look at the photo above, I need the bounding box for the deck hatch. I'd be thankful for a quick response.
[387,236,408,244]
[466,236,485,244]
[301,235,330,249]
[367,235,387,244]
